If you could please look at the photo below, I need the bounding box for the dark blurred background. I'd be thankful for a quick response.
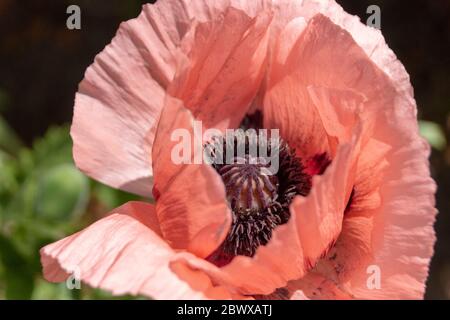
[0,0,448,299]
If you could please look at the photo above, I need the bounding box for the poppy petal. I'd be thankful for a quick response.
[169,7,272,131]
[152,97,232,258]
[40,201,234,299]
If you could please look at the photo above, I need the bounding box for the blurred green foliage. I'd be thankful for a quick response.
[0,119,141,299]
[419,120,447,152]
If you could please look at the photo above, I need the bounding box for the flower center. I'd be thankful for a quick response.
[219,155,278,212]
[205,130,314,266]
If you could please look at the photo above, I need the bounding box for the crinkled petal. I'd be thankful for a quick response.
[152,96,232,258]
[267,13,436,299]
[287,273,353,300]
[264,13,392,155]
[70,1,249,196]
[263,81,331,159]
[169,7,272,131]
[40,201,234,299]
[71,4,181,196]
[305,15,435,300]
[71,0,416,195]
[347,138,437,299]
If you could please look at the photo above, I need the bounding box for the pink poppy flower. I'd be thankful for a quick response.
[40,0,437,299]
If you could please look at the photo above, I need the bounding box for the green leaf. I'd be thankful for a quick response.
[0,234,34,299]
[419,120,447,151]
[3,126,84,222]
[31,125,73,168]
[3,173,37,222]
[32,280,73,300]
[0,150,19,208]
[34,164,89,222]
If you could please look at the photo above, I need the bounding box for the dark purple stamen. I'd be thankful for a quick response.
[205,131,314,266]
